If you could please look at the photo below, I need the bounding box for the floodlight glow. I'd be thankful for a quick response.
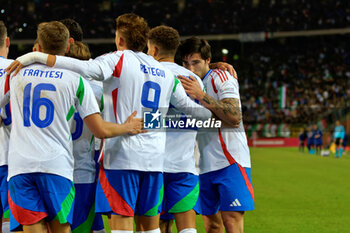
[222,48,229,55]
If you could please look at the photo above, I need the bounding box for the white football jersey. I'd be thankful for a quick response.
[161,62,204,175]
[0,57,13,166]
[0,64,100,181]
[54,50,211,172]
[197,69,251,174]
[72,80,103,184]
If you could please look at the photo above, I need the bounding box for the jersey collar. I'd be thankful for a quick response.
[202,69,212,81]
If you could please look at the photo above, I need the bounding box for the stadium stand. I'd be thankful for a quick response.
[1,0,350,39]
[1,0,349,140]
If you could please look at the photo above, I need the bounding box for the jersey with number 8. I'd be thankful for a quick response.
[0,64,100,181]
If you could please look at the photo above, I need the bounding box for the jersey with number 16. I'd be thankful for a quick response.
[0,64,100,181]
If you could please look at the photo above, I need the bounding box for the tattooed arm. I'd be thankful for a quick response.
[202,96,241,127]
[178,75,241,127]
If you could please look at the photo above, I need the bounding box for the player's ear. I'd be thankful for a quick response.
[5,37,10,48]
[68,37,75,44]
[118,36,125,48]
[153,45,159,57]
[65,42,70,54]
[206,57,211,65]
[38,43,43,52]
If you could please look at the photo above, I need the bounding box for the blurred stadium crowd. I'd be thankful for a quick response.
[1,0,349,129]
[239,36,350,125]
[2,0,350,39]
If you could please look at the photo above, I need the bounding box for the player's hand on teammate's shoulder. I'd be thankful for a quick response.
[5,60,23,76]
[6,52,37,76]
[124,111,147,135]
[178,75,205,101]
[210,62,238,79]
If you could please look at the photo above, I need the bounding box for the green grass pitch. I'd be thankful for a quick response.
[103,147,350,233]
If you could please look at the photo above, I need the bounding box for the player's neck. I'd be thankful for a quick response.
[42,49,65,56]
[157,56,174,63]
[0,47,8,58]
[201,67,210,79]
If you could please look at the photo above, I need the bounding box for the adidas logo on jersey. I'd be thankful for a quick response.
[230,199,241,207]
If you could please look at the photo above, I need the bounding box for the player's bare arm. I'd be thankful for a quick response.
[178,75,241,127]
[6,52,56,76]
[84,111,146,139]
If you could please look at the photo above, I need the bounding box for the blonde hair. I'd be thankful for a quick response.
[67,41,91,60]
[115,13,149,51]
[37,21,69,55]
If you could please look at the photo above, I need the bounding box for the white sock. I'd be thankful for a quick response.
[2,222,10,233]
[179,228,197,233]
[111,231,133,233]
[136,228,161,233]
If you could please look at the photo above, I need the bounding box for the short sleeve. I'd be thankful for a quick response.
[213,70,240,100]
[74,77,100,119]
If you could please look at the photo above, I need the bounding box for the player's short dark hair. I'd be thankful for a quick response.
[37,21,69,55]
[147,25,180,56]
[0,21,7,48]
[60,18,83,41]
[116,13,149,52]
[178,36,212,60]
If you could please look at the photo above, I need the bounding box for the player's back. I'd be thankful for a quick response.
[102,50,175,172]
[72,79,103,184]
[0,58,13,166]
[161,62,203,174]
[8,64,98,181]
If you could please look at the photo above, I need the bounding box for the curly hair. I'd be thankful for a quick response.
[147,25,180,56]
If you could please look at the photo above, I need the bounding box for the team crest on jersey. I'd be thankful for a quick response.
[143,110,162,129]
